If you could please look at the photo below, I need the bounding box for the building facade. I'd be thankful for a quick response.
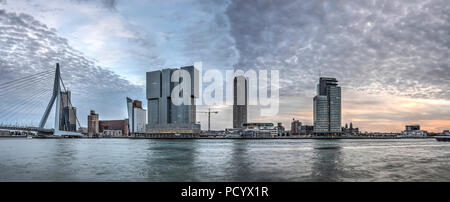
[99,120,129,136]
[127,98,147,134]
[59,91,77,131]
[233,76,248,128]
[291,119,301,135]
[406,125,420,131]
[87,110,99,137]
[103,130,123,137]
[342,122,360,136]
[240,123,278,138]
[313,77,341,135]
[291,119,314,135]
[146,66,200,134]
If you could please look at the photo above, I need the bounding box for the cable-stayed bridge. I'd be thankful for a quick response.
[0,63,83,137]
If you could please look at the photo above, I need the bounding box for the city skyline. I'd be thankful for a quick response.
[0,0,449,132]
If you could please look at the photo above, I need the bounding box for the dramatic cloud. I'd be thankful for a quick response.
[1,0,165,84]
[226,0,450,99]
[0,1,449,132]
[220,0,450,132]
[0,10,143,126]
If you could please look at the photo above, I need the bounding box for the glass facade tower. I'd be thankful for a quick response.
[313,77,341,134]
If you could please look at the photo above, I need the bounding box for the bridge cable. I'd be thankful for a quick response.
[0,87,53,126]
[0,70,55,90]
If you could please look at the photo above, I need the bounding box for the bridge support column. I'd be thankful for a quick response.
[38,63,61,135]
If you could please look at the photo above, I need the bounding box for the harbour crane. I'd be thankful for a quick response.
[197,108,219,131]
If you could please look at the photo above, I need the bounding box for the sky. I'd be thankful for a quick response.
[0,0,449,132]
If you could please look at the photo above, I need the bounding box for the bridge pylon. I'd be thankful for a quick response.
[38,63,83,137]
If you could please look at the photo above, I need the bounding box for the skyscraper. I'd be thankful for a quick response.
[233,76,247,128]
[59,90,77,131]
[313,77,341,135]
[127,97,147,134]
[146,65,200,135]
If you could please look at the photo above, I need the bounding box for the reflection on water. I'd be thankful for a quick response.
[311,141,343,181]
[0,138,449,182]
[229,140,250,181]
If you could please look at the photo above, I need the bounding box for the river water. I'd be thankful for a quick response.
[0,138,449,181]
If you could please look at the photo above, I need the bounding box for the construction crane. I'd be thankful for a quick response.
[197,108,219,131]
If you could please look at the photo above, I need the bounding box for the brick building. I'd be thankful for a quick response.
[99,120,129,136]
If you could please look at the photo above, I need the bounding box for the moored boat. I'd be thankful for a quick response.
[436,130,450,141]
[435,136,450,142]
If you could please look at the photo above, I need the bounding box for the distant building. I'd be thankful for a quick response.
[59,91,77,131]
[0,130,9,136]
[99,120,129,136]
[291,119,301,135]
[444,130,450,136]
[103,130,123,137]
[233,76,247,128]
[313,77,341,135]
[241,123,278,138]
[406,125,420,131]
[87,110,99,137]
[299,125,314,135]
[146,66,200,135]
[342,122,360,136]
[275,123,286,136]
[401,125,427,137]
[127,97,147,134]
[290,119,314,135]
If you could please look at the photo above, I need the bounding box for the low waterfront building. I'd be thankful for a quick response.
[342,122,360,136]
[241,123,278,138]
[103,130,123,137]
[401,125,427,137]
[276,123,286,136]
[406,125,420,131]
[290,119,314,136]
[299,125,314,135]
[0,130,9,136]
[99,120,129,136]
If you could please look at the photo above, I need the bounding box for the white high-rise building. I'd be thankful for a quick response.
[127,97,147,134]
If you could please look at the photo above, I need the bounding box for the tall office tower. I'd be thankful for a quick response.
[59,91,77,131]
[146,65,200,134]
[233,76,248,128]
[313,77,341,134]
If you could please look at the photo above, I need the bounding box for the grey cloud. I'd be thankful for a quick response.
[225,0,450,99]
[180,0,238,69]
[0,10,143,126]
[71,0,118,11]
[101,0,118,11]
